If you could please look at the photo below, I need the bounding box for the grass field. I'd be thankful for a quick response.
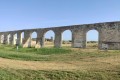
[0,44,120,80]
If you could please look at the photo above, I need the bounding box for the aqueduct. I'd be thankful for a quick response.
[0,21,120,50]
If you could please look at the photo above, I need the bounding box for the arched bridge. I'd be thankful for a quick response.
[0,21,120,50]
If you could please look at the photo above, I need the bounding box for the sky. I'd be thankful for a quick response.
[0,0,120,41]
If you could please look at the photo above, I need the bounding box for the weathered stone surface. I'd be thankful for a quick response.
[0,21,120,50]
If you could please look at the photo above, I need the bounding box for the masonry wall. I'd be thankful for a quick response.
[0,21,120,50]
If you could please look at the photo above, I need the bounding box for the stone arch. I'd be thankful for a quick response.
[31,31,37,47]
[44,30,55,47]
[62,29,72,47]
[86,29,99,49]
[13,33,17,45]
[1,34,4,44]
[21,32,25,45]
[7,34,11,44]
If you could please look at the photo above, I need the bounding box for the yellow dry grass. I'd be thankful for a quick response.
[44,41,71,48]
[0,53,119,71]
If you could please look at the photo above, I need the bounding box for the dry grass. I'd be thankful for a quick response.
[44,41,72,48]
[0,48,119,72]
[0,43,120,79]
[0,55,119,71]
[86,42,98,49]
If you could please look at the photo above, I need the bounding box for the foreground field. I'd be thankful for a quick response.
[0,44,120,80]
[0,68,120,80]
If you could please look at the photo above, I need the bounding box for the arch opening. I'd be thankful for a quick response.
[62,30,72,48]
[31,32,37,48]
[86,30,99,49]
[44,30,55,48]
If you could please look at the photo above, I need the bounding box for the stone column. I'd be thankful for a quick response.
[97,31,101,49]
[72,29,86,48]
[9,34,13,45]
[9,33,16,45]
[35,37,41,48]
[35,32,40,48]
[98,29,109,50]
[17,32,22,45]
[0,34,1,44]
[54,31,62,48]
[13,33,17,45]
[3,34,8,44]
[23,31,31,48]
[36,34,45,48]
[40,35,45,48]
[1,34,4,44]
[7,34,10,45]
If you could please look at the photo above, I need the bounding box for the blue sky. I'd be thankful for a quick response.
[0,0,120,41]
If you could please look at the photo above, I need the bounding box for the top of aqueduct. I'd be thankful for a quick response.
[0,21,120,33]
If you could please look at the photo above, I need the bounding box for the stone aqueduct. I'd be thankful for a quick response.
[0,21,120,50]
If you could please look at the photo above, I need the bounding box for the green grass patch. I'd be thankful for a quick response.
[0,68,120,80]
[0,44,72,61]
[0,44,120,61]
[16,47,71,55]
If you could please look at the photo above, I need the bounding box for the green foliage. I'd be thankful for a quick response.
[0,44,120,61]
[16,48,71,55]
[0,44,72,61]
[0,68,120,80]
